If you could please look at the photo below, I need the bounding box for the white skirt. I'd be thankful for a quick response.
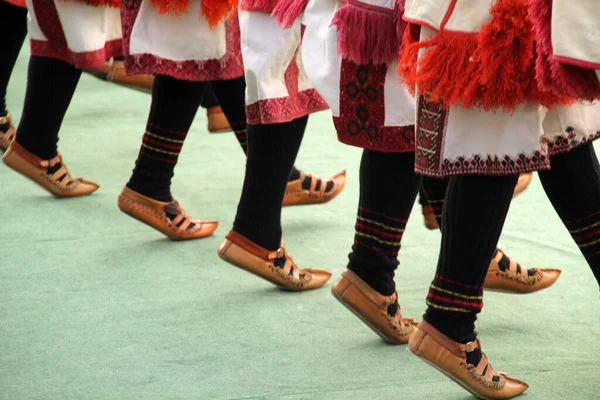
[239,9,328,125]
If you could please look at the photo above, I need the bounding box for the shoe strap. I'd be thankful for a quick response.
[497,249,539,283]
[468,347,507,389]
[40,153,63,169]
[0,113,11,125]
[1,126,15,142]
[167,201,199,232]
[267,247,310,284]
[51,165,73,186]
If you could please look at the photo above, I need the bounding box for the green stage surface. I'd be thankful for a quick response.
[1,48,599,400]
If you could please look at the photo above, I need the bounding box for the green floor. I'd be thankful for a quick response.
[1,49,599,400]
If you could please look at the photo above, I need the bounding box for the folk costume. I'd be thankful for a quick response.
[0,0,27,152]
[2,0,122,197]
[300,0,560,349]
[117,1,344,241]
[217,0,348,291]
[397,0,600,398]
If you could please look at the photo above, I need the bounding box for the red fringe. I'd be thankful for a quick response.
[147,0,237,28]
[331,2,398,65]
[528,0,600,101]
[239,0,278,13]
[398,0,571,111]
[149,0,189,14]
[273,0,309,29]
[201,0,238,27]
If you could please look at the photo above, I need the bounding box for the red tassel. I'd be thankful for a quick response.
[331,2,398,65]
[398,0,571,111]
[273,0,309,29]
[239,0,279,13]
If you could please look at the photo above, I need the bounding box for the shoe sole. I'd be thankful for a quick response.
[408,347,501,400]
[331,290,407,345]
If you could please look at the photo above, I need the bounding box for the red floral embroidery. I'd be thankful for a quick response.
[121,0,244,81]
[334,59,415,153]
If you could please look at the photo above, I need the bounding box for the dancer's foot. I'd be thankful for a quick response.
[84,59,153,94]
[484,250,561,294]
[409,321,528,400]
[218,230,331,291]
[283,170,346,206]
[421,204,439,230]
[118,187,218,240]
[3,141,98,197]
[0,113,15,152]
[332,270,417,344]
[513,172,533,198]
[207,106,232,133]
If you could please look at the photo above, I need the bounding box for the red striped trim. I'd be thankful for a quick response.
[355,223,403,239]
[358,206,408,224]
[435,274,483,290]
[573,228,600,243]
[564,210,600,225]
[354,240,399,256]
[146,123,187,136]
[139,152,177,164]
[427,292,482,309]
[142,136,183,151]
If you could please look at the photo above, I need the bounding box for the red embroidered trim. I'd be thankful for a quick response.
[545,129,600,156]
[334,60,415,153]
[415,96,551,177]
[120,0,244,81]
[245,51,328,124]
[246,89,328,125]
[30,0,122,68]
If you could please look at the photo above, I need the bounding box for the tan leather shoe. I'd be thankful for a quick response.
[0,113,16,152]
[84,60,153,94]
[118,187,218,240]
[484,250,561,294]
[3,142,99,197]
[332,270,417,344]
[513,172,533,198]
[409,321,529,400]
[218,230,331,291]
[422,204,439,230]
[283,170,346,207]
[207,106,232,133]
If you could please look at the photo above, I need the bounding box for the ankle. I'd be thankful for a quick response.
[125,181,172,203]
[231,222,281,252]
[347,263,395,297]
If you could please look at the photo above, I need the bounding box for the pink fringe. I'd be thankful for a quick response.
[273,0,309,29]
[528,0,600,101]
[239,0,278,13]
[331,1,399,65]
[396,0,408,41]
